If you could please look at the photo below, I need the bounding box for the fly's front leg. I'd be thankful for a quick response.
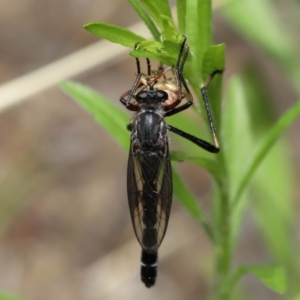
[120,73,143,108]
[120,90,139,111]
[120,42,145,109]
[164,64,195,117]
[165,36,194,117]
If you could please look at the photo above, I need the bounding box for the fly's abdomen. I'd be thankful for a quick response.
[140,153,161,252]
[141,249,158,288]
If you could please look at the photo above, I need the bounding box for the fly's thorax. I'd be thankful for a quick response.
[131,110,168,151]
[138,103,165,113]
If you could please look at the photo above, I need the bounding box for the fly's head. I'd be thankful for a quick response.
[139,71,187,109]
[135,84,168,110]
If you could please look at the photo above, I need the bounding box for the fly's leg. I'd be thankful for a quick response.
[200,70,223,149]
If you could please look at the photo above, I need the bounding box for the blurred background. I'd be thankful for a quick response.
[0,0,299,300]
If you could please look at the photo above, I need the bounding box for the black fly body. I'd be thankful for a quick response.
[119,36,222,287]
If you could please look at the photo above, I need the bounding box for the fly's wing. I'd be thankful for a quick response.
[127,142,172,254]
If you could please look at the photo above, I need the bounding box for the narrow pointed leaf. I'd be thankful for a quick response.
[60,81,130,151]
[247,265,287,294]
[220,0,293,63]
[129,41,176,66]
[84,22,146,48]
[230,265,287,295]
[172,169,213,240]
[220,0,300,95]
[233,100,300,208]
[170,150,218,180]
[186,0,212,84]
[128,0,160,41]
[172,169,202,220]
[185,0,200,84]
[176,0,186,34]
[202,44,226,80]
[152,0,172,19]
[161,15,179,41]
[221,76,253,200]
[140,0,163,29]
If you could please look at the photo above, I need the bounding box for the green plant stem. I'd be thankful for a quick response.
[225,267,245,298]
[212,152,232,300]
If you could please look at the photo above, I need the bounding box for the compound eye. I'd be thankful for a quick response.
[136,91,148,102]
[156,91,168,101]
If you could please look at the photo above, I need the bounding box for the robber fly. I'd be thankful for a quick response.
[120,36,221,287]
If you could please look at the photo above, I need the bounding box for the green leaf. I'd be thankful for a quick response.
[129,39,176,66]
[129,33,183,65]
[60,81,130,151]
[152,0,172,19]
[222,75,299,264]
[140,0,163,29]
[201,44,226,128]
[196,0,213,54]
[176,0,186,34]
[128,0,160,41]
[129,50,173,66]
[220,0,300,95]
[220,0,293,63]
[170,150,219,181]
[229,265,287,295]
[202,44,226,79]
[172,169,213,240]
[232,100,300,208]
[0,292,24,300]
[246,265,287,294]
[161,40,181,61]
[240,68,295,266]
[172,169,202,220]
[220,75,257,255]
[221,76,253,201]
[185,0,200,84]
[186,0,212,84]
[84,22,146,48]
[161,15,179,41]
[133,40,163,52]
[251,156,294,265]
